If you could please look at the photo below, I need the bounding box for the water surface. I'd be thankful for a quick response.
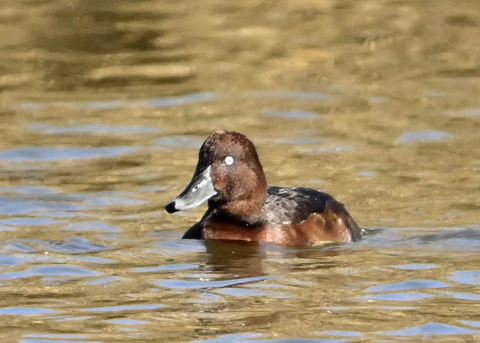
[1,0,480,342]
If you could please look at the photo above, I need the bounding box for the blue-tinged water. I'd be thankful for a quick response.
[1,100,480,341]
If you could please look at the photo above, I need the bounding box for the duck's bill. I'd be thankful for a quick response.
[165,166,217,213]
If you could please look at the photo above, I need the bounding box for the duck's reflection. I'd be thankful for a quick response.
[202,239,352,277]
[202,239,265,276]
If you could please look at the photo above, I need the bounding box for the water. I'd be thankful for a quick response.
[1,0,480,342]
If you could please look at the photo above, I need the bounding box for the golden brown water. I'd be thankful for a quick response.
[1,0,480,342]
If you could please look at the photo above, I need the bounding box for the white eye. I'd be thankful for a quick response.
[224,156,234,166]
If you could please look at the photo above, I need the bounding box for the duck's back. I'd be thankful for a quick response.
[263,187,333,223]
[264,186,362,242]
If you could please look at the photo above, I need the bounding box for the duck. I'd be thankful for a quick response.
[165,130,362,245]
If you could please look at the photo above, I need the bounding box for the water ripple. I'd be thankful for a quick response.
[0,186,61,195]
[215,287,289,298]
[196,336,346,343]
[21,333,96,343]
[390,264,437,270]
[18,92,219,111]
[448,270,480,285]
[30,123,159,135]
[460,320,480,328]
[397,130,453,144]
[305,144,356,153]
[440,291,480,301]
[0,146,137,163]
[131,263,199,273]
[0,264,101,280]
[0,307,56,316]
[145,92,219,108]
[447,107,480,117]
[366,279,449,293]
[319,331,362,338]
[263,109,319,119]
[380,322,480,336]
[156,275,271,289]
[83,304,163,313]
[62,221,122,233]
[153,135,204,149]
[0,194,84,216]
[34,238,112,254]
[250,91,331,100]
[107,318,149,325]
[0,217,60,226]
[360,292,434,301]
[0,238,112,258]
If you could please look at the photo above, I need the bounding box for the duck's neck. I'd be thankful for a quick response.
[209,189,267,226]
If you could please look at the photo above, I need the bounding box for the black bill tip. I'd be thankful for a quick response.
[164,201,178,213]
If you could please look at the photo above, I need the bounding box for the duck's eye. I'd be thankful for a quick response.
[224,156,234,166]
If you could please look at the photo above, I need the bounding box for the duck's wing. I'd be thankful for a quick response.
[264,187,333,223]
[265,186,362,241]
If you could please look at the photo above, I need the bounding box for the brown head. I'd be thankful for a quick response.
[165,130,268,223]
